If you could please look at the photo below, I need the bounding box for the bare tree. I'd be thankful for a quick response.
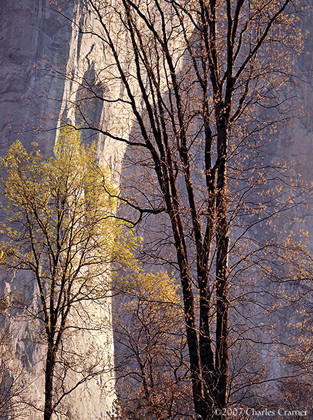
[56,0,308,418]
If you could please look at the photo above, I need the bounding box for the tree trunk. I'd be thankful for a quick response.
[215,123,230,412]
[44,342,56,420]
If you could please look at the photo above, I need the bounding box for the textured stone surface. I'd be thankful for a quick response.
[0,0,74,155]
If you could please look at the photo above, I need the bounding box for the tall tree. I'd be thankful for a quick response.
[65,1,306,418]
[0,126,134,420]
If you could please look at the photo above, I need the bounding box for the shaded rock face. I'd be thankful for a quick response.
[278,6,313,201]
[0,0,74,155]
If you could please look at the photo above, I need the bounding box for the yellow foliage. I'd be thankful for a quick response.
[0,126,138,313]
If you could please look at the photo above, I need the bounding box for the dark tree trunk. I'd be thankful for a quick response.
[44,341,56,420]
[214,122,230,412]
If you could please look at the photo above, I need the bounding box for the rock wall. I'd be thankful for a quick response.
[0,0,73,155]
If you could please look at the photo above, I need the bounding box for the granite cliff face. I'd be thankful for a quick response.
[0,0,74,155]
[0,0,313,418]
